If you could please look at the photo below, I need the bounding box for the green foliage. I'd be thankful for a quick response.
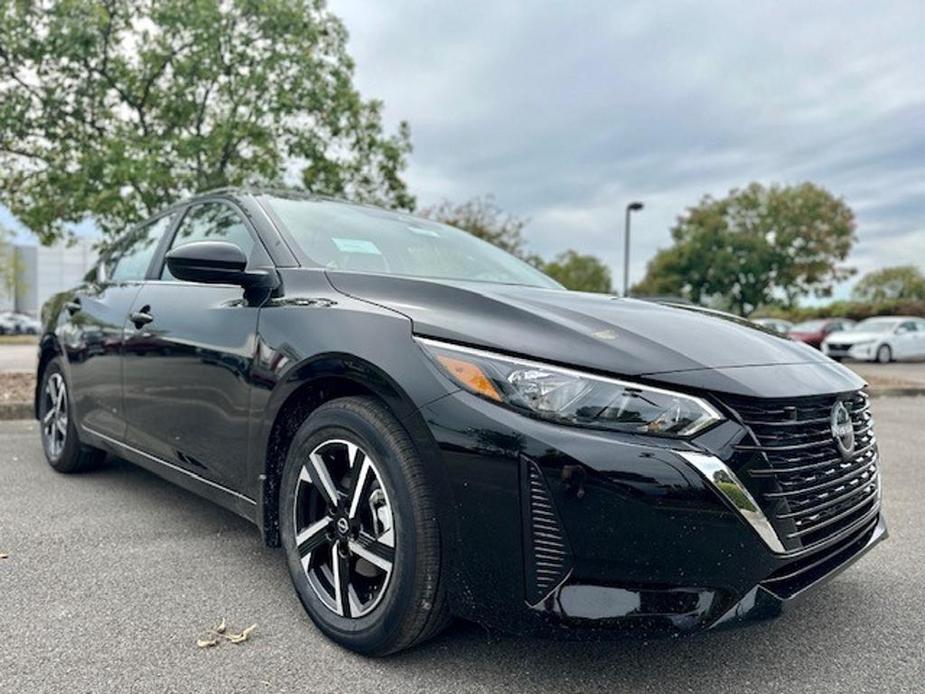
[753,299,925,322]
[632,182,856,315]
[852,265,925,302]
[0,227,25,300]
[422,195,528,257]
[0,0,413,245]
[540,250,612,293]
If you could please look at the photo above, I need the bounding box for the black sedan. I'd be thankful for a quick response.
[36,188,886,655]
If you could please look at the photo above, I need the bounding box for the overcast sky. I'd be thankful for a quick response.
[331,0,925,299]
[4,2,922,301]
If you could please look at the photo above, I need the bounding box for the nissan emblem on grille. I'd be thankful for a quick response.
[830,401,855,457]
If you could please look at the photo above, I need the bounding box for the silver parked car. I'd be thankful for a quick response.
[822,316,925,362]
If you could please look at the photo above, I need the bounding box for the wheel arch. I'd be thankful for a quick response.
[256,352,451,550]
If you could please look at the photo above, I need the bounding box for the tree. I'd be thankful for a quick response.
[0,227,25,304]
[541,251,612,293]
[632,182,856,315]
[421,195,528,257]
[0,0,413,245]
[852,265,925,302]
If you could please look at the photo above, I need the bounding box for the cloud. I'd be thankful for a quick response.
[332,0,925,298]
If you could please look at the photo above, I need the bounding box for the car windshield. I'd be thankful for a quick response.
[853,318,900,333]
[260,195,562,288]
[791,320,826,331]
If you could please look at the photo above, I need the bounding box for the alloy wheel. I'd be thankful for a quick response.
[42,372,68,458]
[293,439,395,619]
[877,345,891,363]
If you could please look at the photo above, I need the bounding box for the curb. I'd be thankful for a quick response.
[0,403,33,421]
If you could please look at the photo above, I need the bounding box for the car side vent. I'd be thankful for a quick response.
[522,459,572,606]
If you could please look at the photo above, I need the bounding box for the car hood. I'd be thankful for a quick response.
[324,273,866,398]
[825,331,887,344]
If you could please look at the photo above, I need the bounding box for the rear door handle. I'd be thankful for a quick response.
[130,307,154,329]
[65,298,82,315]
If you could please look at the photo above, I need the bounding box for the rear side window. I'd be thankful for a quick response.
[161,202,255,280]
[109,214,173,282]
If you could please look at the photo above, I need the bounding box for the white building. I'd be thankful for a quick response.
[0,239,98,316]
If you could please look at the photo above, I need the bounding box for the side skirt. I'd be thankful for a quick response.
[82,426,260,525]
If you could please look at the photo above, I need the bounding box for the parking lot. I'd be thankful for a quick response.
[1,396,923,693]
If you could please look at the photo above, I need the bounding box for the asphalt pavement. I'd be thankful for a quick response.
[1,398,923,693]
[0,342,36,373]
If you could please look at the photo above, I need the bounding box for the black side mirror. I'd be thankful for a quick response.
[165,241,277,289]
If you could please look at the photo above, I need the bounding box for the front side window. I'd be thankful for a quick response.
[108,214,173,282]
[260,194,561,289]
[161,202,255,280]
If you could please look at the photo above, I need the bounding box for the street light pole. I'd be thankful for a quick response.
[623,201,644,296]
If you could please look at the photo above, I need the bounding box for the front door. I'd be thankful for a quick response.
[122,201,264,492]
[62,214,172,440]
[893,321,918,359]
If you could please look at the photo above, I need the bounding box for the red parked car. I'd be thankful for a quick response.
[788,318,855,349]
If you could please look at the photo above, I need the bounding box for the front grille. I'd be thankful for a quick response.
[724,390,881,553]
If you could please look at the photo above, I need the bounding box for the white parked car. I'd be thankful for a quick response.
[0,314,17,335]
[822,316,925,363]
[0,312,40,335]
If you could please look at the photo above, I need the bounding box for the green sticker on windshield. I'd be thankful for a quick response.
[332,237,382,255]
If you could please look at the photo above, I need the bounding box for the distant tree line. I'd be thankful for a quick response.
[754,265,925,321]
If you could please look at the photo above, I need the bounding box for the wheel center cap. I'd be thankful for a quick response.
[336,517,350,536]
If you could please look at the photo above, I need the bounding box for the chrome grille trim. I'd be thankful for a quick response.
[724,389,882,552]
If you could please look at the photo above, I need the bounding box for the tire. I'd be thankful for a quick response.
[38,358,106,473]
[876,344,892,364]
[279,396,450,656]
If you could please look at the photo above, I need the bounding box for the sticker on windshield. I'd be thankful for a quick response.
[332,237,382,255]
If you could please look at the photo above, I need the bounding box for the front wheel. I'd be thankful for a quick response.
[876,344,892,364]
[279,396,449,655]
[38,358,106,473]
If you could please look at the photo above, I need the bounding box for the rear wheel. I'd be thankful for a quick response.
[39,358,106,473]
[279,396,449,655]
[876,344,892,364]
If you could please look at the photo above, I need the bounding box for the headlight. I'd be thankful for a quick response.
[418,338,723,437]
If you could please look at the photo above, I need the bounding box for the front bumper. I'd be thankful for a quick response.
[823,341,877,361]
[418,389,887,638]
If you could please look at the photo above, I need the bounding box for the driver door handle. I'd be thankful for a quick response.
[130,307,154,329]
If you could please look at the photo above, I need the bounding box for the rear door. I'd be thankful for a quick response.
[62,214,173,440]
[121,200,267,491]
[916,321,925,358]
